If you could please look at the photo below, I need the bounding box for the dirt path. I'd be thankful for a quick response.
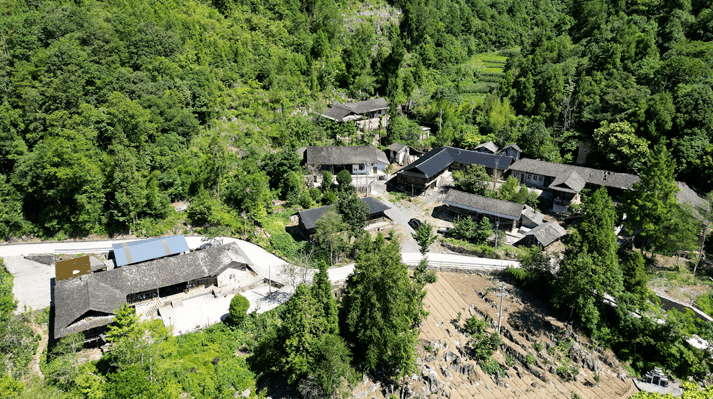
[28,320,46,379]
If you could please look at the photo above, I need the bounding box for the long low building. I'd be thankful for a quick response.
[53,243,254,341]
[442,189,526,232]
[303,146,389,176]
[508,158,705,213]
[397,146,514,194]
[298,196,390,236]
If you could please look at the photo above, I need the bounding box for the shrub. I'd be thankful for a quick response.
[479,357,502,375]
[228,294,251,327]
[309,188,322,202]
[465,316,487,336]
[336,170,352,187]
[322,171,333,187]
[695,293,713,317]
[526,354,535,364]
[298,190,313,208]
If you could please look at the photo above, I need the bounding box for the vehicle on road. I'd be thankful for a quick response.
[437,227,454,235]
[408,218,423,230]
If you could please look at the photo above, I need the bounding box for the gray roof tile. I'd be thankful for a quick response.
[525,222,567,247]
[54,243,249,338]
[298,196,390,231]
[444,189,525,220]
[305,146,389,166]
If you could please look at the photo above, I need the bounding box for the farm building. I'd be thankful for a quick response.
[53,243,255,341]
[298,196,390,236]
[442,189,525,233]
[524,222,567,248]
[320,97,389,122]
[303,146,389,176]
[397,146,513,194]
[385,142,410,165]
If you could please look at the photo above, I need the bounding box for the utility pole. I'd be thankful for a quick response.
[497,284,507,334]
[494,157,500,251]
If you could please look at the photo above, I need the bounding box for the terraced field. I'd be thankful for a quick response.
[460,50,513,106]
[352,272,640,399]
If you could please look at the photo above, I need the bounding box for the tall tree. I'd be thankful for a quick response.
[412,221,436,255]
[623,144,680,256]
[311,262,339,335]
[335,189,368,239]
[314,208,347,265]
[554,188,623,333]
[279,284,327,384]
[108,145,146,227]
[339,234,424,378]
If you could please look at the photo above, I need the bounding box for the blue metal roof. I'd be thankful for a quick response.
[112,235,190,267]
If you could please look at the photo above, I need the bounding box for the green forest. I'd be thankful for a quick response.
[0,0,710,239]
[2,0,713,396]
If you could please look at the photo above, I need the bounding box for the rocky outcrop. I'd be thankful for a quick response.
[569,342,602,373]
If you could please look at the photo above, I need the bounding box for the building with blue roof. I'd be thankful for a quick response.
[112,235,190,267]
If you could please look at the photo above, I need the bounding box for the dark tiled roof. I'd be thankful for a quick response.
[400,147,513,179]
[499,143,523,153]
[509,158,639,191]
[475,141,499,153]
[321,106,352,122]
[386,142,408,152]
[522,206,544,225]
[550,170,586,193]
[320,98,389,121]
[298,196,390,231]
[525,222,567,247]
[443,189,525,220]
[54,243,249,338]
[676,181,705,210]
[305,146,389,166]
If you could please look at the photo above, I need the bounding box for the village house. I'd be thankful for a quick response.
[523,222,568,248]
[320,97,389,131]
[396,146,514,195]
[442,189,526,233]
[474,141,523,161]
[508,158,704,213]
[385,143,410,165]
[508,158,639,213]
[297,196,390,236]
[303,146,389,176]
[53,242,256,341]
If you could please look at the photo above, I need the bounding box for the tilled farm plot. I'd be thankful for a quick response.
[353,272,640,399]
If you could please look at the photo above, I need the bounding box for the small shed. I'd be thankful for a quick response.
[55,256,106,281]
[524,222,567,248]
[521,205,544,228]
[298,196,390,236]
[386,143,409,165]
[474,141,499,154]
[498,143,523,161]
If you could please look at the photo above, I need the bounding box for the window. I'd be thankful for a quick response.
[359,164,365,170]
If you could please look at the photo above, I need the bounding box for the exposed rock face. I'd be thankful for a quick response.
[422,368,441,394]
[440,364,454,380]
[569,342,602,373]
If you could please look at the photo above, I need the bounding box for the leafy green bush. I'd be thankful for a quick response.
[479,357,502,375]
[228,294,251,327]
[336,170,352,187]
[695,293,713,317]
[465,316,487,336]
